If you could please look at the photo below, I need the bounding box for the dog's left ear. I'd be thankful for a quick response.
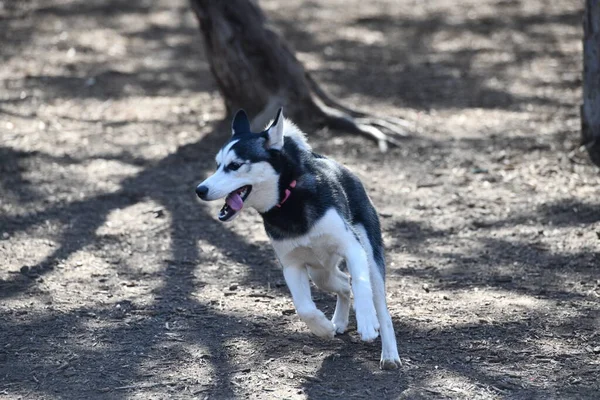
[266,108,284,150]
[232,109,251,136]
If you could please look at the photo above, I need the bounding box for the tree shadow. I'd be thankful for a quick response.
[302,309,598,399]
[387,197,600,303]
[0,119,287,399]
[273,5,581,110]
[1,0,597,398]
[0,120,280,298]
[1,0,212,102]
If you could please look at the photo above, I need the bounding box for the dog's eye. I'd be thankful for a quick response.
[227,162,242,171]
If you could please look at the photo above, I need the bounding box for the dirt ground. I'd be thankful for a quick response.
[1,0,599,399]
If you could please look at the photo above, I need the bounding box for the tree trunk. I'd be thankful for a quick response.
[189,0,409,151]
[582,0,600,167]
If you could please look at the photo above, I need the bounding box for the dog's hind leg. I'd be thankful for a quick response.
[282,263,336,339]
[308,258,351,334]
[370,268,401,369]
[343,244,380,342]
[355,224,401,370]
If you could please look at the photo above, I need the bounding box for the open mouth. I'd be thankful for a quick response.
[219,185,252,222]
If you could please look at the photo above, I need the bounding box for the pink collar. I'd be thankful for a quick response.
[276,180,297,208]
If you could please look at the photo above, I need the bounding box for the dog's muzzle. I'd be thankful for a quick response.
[195,185,209,200]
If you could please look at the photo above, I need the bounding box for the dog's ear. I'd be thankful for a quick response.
[231,109,251,135]
[266,108,284,150]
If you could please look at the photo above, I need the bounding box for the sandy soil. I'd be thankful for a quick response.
[1,0,599,399]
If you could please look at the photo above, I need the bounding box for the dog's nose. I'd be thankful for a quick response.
[195,185,209,200]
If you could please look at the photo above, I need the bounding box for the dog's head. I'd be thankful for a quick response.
[195,108,286,222]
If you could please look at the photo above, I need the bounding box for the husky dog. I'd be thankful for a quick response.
[195,109,401,369]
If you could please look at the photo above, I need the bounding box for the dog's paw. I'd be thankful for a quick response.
[332,318,348,334]
[331,312,348,334]
[303,312,336,339]
[355,306,380,342]
[380,357,402,370]
[380,338,401,369]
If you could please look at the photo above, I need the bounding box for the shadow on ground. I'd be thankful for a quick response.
[273,3,581,111]
[1,0,598,399]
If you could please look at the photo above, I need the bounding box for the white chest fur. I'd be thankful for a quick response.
[269,209,353,269]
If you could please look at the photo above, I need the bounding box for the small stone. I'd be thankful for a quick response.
[422,284,430,293]
[229,284,238,291]
[20,265,30,275]
[302,345,313,355]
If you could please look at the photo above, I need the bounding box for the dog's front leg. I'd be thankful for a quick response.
[345,246,380,341]
[282,264,336,339]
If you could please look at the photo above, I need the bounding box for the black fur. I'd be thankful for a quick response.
[225,133,386,279]
[232,109,251,134]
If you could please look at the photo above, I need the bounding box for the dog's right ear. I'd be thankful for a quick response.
[231,109,251,136]
[265,108,284,150]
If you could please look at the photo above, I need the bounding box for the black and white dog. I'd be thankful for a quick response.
[196,109,401,369]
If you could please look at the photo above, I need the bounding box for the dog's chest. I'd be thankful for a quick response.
[269,209,350,268]
[275,236,339,268]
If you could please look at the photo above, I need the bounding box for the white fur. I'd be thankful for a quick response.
[308,262,351,334]
[283,265,337,339]
[215,140,239,167]
[262,117,311,152]
[242,162,279,213]
[355,224,401,369]
[267,113,285,150]
[271,209,380,342]
[281,119,311,151]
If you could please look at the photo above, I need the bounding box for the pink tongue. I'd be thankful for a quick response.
[226,192,244,211]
